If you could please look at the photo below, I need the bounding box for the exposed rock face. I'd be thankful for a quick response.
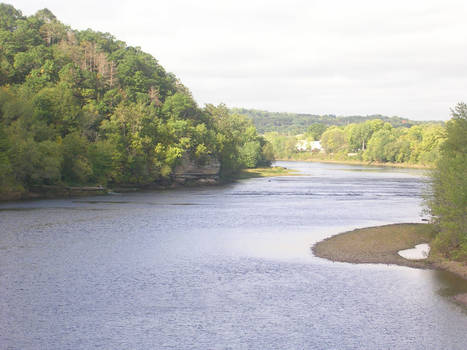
[173,154,221,185]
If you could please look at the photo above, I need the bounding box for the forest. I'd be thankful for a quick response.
[265,119,445,166]
[262,110,466,261]
[0,4,272,199]
[427,103,467,261]
[232,107,433,134]
[0,3,464,262]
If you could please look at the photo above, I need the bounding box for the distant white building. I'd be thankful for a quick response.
[310,141,322,151]
[295,140,322,152]
[296,140,309,151]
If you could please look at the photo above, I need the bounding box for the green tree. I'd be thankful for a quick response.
[264,132,297,159]
[321,127,348,154]
[9,137,62,186]
[428,103,467,261]
[363,128,395,162]
[0,4,272,198]
[306,123,327,140]
[0,122,15,190]
[0,4,23,31]
[347,119,386,152]
[61,132,92,183]
[240,141,261,168]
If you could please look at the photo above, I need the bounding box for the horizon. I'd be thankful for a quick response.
[230,106,444,123]
[11,0,467,121]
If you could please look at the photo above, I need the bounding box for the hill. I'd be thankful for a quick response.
[231,108,438,134]
[0,4,272,199]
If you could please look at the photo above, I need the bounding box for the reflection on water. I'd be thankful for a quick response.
[0,161,466,350]
[432,270,467,299]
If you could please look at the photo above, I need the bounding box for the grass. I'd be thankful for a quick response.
[313,223,467,279]
[236,166,299,179]
[276,156,433,169]
[312,223,467,307]
[312,223,437,268]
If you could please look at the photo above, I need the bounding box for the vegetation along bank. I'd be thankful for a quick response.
[312,105,467,306]
[262,118,444,167]
[312,223,467,306]
[0,4,274,201]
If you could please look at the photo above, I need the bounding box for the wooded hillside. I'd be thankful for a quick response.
[0,4,272,198]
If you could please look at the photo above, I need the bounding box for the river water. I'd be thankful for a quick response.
[1,161,466,349]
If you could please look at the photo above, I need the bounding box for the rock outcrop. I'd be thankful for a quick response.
[173,155,221,185]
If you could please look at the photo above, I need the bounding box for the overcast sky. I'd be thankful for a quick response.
[11,0,467,120]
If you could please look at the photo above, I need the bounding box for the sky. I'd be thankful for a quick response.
[11,0,467,121]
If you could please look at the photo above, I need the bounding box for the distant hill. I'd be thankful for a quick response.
[231,108,438,134]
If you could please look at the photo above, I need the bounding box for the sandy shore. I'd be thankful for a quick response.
[277,158,432,169]
[236,166,298,179]
[312,223,435,269]
[312,223,467,306]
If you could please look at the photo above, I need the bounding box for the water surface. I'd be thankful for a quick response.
[1,161,466,350]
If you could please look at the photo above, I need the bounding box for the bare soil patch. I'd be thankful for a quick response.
[312,223,436,269]
[312,223,467,307]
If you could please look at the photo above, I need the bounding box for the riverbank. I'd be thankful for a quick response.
[0,185,109,201]
[312,223,467,306]
[276,157,432,169]
[235,166,298,179]
[0,166,295,202]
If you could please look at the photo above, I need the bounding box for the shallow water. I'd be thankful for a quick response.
[1,161,466,350]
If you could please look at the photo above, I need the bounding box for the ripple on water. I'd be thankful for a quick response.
[0,161,466,350]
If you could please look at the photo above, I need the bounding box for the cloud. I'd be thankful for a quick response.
[12,0,467,120]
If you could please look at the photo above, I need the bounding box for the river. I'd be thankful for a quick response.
[1,161,466,349]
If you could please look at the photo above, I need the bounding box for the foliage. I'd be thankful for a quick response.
[232,107,436,135]
[0,5,271,197]
[306,123,327,140]
[206,104,272,177]
[428,103,467,261]
[265,117,445,166]
[263,132,298,160]
[320,127,348,154]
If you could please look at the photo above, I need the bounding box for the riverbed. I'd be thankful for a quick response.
[1,161,466,349]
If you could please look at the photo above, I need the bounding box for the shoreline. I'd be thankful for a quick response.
[0,180,210,202]
[276,158,432,169]
[312,223,467,307]
[235,166,298,179]
[0,166,293,202]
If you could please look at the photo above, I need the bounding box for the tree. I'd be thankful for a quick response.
[320,127,348,154]
[0,3,23,31]
[363,128,395,162]
[61,132,92,183]
[264,132,298,160]
[0,122,15,190]
[418,124,445,164]
[428,103,467,261]
[9,137,62,186]
[0,4,273,197]
[347,119,386,152]
[306,123,327,140]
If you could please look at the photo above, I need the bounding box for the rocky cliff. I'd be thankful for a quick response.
[173,155,221,185]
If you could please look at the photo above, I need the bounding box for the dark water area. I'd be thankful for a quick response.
[1,161,466,350]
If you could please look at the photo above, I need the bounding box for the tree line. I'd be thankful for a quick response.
[427,103,466,261]
[262,108,465,262]
[265,119,445,166]
[232,107,433,135]
[0,4,272,198]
